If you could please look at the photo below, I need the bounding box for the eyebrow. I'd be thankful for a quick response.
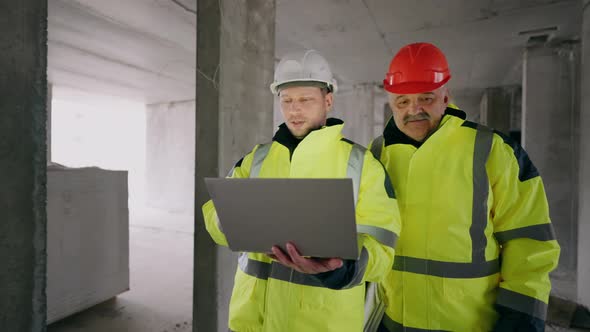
[281,94,315,99]
[395,92,435,101]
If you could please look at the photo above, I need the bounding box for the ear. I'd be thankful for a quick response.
[443,86,451,105]
[387,99,396,115]
[325,92,334,112]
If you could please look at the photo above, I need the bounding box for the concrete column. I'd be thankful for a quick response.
[479,85,521,136]
[332,84,384,146]
[372,89,388,139]
[0,1,48,331]
[523,42,580,300]
[453,92,482,122]
[47,83,52,163]
[218,1,275,174]
[146,100,195,214]
[578,0,590,307]
[195,1,275,331]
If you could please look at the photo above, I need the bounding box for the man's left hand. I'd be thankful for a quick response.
[269,242,343,274]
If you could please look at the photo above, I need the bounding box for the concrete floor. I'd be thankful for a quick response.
[45,206,589,332]
[47,207,194,332]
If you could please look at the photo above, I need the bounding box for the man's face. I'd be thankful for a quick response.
[388,86,449,142]
[279,86,332,139]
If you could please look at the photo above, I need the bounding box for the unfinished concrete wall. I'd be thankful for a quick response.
[332,84,386,146]
[523,43,580,298]
[480,86,521,135]
[146,100,195,214]
[578,0,590,307]
[0,0,48,331]
[195,1,220,331]
[218,1,275,174]
[217,1,275,330]
[47,84,52,162]
[195,1,275,331]
[454,93,482,121]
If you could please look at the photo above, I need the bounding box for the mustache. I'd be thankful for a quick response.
[404,112,430,124]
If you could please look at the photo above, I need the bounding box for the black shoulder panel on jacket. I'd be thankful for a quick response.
[493,130,540,181]
[234,157,244,168]
[382,166,396,199]
[461,122,539,181]
[341,138,355,145]
[461,121,478,130]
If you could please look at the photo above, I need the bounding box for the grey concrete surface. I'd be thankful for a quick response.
[480,85,521,135]
[0,1,48,331]
[195,1,275,331]
[195,1,221,331]
[217,3,276,329]
[276,0,580,103]
[48,0,196,103]
[48,84,53,162]
[218,0,276,175]
[146,100,195,214]
[578,0,590,308]
[523,44,580,291]
[332,84,385,146]
[47,208,193,332]
[454,92,483,121]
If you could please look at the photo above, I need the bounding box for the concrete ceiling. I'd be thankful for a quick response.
[48,0,196,104]
[276,0,582,101]
[48,0,582,106]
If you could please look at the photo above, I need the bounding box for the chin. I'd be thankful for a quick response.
[409,132,428,142]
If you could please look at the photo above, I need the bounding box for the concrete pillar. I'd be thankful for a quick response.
[453,92,482,122]
[480,85,521,137]
[0,1,48,331]
[146,100,195,214]
[523,42,580,300]
[195,1,275,331]
[47,83,52,163]
[578,0,590,307]
[332,84,384,146]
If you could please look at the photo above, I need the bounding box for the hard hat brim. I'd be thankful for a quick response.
[384,76,450,94]
[270,79,337,95]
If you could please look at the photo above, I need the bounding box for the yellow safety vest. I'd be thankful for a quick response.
[203,119,402,332]
[370,109,560,331]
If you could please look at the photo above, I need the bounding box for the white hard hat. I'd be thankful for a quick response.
[270,49,338,94]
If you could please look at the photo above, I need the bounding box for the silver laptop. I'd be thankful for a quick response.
[204,178,359,260]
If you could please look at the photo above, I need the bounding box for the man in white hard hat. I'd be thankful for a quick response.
[202,49,402,331]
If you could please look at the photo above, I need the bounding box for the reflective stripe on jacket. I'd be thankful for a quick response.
[370,109,560,331]
[203,119,402,332]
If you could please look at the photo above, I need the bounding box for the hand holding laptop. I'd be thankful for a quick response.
[269,241,344,274]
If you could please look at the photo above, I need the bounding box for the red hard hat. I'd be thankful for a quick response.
[383,42,451,94]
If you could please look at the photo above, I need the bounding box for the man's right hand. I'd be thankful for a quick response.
[268,242,343,274]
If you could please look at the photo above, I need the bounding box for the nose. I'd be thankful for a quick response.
[407,99,422,115]
[286,101,302,113]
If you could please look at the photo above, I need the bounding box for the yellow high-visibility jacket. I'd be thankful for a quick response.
[369,109,560,331]
[203,119,402,332]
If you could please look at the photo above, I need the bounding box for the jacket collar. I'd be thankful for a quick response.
[273,118,344,156]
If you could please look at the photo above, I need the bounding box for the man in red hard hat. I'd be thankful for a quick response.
[369,42,560,331]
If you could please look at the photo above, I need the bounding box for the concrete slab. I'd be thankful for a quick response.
[48,211,193,332]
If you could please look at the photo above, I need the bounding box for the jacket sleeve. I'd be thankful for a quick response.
[344,149,401,286]
[488,133,560,322]
[201,146,258,246]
